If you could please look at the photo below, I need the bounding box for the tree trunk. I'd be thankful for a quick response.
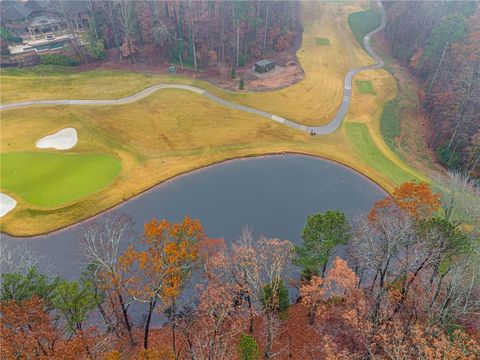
[427,41,448,97]
[117,291,135,346]
[263,4,270,56]
[143,297,157,349]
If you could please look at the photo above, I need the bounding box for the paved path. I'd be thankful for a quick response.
[0,3,386,135]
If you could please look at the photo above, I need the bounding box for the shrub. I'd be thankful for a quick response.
[230,67,236,79]
[239,78,245,90]
[86,40,106,60]
[239,55,246,67]
[237,334,260,360]
[436,143,462,170]
[40,54,79,66]
[0,27,23,43]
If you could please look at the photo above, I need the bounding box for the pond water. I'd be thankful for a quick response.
[1,154,386,279]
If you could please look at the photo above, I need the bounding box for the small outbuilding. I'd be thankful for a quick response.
[254,59,275,74]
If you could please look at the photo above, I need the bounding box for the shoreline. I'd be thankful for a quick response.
[1,152,389,240]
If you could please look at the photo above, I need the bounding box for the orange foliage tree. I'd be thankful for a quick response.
[121,216,203,351]
[0,296,86,359]
[369,181,440,222]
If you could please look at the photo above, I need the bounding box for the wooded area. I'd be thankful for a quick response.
[73,0,300,70]
[383,1,479,177]
[1,175,479,359]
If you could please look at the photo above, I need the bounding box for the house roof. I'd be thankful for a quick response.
[1,1,32,21]
[255,59,274,67]
[23,0,47,12]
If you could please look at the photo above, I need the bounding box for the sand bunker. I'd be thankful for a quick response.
[0,193,17,217]
[36,128,78,150]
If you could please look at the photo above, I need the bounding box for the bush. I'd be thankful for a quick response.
[239,78,245,90]
[40,54,79,66]
[237,334,260,360]
[230,67,236,79]
[86,40,106,60]
[0,27,23,43]
[239,55,246,67]
[436,143,462,170]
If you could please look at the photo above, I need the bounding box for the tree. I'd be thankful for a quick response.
[1,266,60,304]
[125,216,203,350]
[369,182,440,222]
[239,77,245,90]
[81,213,136,345]
[86,39,107,60]
[295,210,351,280]
[233,235,293,359]
[0,296,84,358]
[301,257,358,325]
[237,334,260,360]
[52,279,98,357]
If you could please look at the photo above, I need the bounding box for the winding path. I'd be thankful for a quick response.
[0,3,386,135]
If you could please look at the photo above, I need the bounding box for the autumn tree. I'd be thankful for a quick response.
[81,213,136,345]
[123,216,203,351]
[301,257,358,325]
[233,234,293,359]
[0,296,85,358]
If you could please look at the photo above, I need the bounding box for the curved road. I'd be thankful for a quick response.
[0,3,386,135]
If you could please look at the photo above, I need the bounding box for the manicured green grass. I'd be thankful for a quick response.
[315,37,330,46]
[380,99,401,154]
[348,8,382,51]
[346,123,418,184]
[0,152,121,207]
[356,80,375,94]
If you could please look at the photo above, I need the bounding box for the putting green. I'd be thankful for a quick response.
[356,80,375,94]
[0,152,121,207]
[315,37,330,46]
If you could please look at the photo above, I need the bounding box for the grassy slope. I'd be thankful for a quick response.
[379,99,402,156]
[0,1,427,235]
[1,152,120,206]
[346,123,418,184]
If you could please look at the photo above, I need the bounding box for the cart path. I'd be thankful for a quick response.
[0,3,386,135]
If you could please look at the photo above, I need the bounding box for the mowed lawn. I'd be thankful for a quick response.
[0,152,121,207]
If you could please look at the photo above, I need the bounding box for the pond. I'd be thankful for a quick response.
[1,154,386,279]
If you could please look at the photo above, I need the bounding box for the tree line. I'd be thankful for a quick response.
[1,173,479,359]
[383,1,479,177]
[55,0,300,70]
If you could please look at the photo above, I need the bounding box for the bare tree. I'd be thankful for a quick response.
[233,230,293,359]
[432,171,480,229]
[80,212,136,345]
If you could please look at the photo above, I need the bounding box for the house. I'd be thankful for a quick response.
[254,59,275,74]
[1,0,89,41]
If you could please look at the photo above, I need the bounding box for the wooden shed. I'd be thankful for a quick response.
[254,59,275,74]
